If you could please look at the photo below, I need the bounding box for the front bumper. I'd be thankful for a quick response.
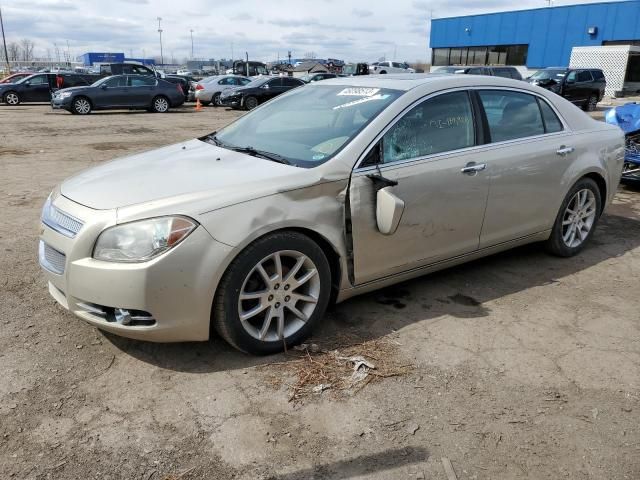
[220,96,241,108]
[51,97,72,110]
[39,194,233,342]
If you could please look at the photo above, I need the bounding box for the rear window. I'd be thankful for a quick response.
[576,70,593,82]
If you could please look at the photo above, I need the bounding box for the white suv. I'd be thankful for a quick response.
[370,61,415,74]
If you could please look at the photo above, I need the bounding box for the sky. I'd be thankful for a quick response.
[0,0,624,63]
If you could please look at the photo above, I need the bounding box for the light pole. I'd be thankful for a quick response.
[0,5,10,74]
[190,29,194,59]
[157,17,164,66]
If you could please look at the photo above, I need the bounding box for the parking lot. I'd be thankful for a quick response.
[1,103,639,479]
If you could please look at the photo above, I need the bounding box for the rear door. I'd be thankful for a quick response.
[475,89,574,246]
[128,75,157,106]
[349,90,490,284]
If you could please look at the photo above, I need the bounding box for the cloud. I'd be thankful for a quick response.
[352,8,373,17]
[229,12,252,21]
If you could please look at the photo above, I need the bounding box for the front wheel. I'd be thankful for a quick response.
[545,177,601,257]
[72,96,92,115]
[244,96,258,110]
[213,92,222,106]
[213,231,332,355]
[3,91,20,105]
[151,95,170,113]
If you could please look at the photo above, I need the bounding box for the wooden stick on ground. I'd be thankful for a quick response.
[441,457,459,480]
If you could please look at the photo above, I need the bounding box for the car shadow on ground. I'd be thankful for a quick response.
[104,211,640,373]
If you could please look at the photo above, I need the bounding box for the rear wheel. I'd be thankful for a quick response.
[71,96,92,115]
[244,96,258,110]
[584,94,598,111]
[3,91,20,105]
[545,177,601,257]
[213,231,331,355]
[151,95,170,113]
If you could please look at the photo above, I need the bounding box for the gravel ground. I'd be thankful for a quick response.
[0,103,639,480]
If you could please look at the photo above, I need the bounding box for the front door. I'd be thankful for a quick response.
[22,74,51,102]
[349,91,490,284]
[127,75,157,106]
[96,76,128,107]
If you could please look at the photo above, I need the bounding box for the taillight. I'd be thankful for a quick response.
[177,84,184,94]
[195,84,204,90]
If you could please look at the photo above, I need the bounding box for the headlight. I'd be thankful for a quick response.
[93,216,197,262]
[58,91,72,98]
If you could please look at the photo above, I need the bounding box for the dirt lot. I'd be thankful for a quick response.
[1,103,639,480]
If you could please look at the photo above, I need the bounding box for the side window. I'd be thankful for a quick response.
[130,76,155,87]
[538,99,563,133]
[283,78,302,87]
[591,70,605,81]
[392,62,402,68]
[479,90,545,142]
[266,78,281,88]
[493,68,512,79]
[577,70,593,82]
[104,76,126,87]
[239,78,251,85]
[382,91,475,163]
[28,75,47,85]
[122,65,134,74]
[566,71,577,82]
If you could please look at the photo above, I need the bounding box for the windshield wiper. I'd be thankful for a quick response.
[228,146,292,165]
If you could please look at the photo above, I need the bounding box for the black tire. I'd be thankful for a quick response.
[151,95,170,113]
[213,92,221,106]
[213,231,332,355]
[584,94,598,112]
[71,96,92,115]
[244,96,259,110]
[3,91,20,105]
[545,177,602,257]
[379,70,387,74]
[200,99,211,106]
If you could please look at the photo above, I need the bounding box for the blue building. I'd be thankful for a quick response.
[78,53,155,66]
[429,0,640,69]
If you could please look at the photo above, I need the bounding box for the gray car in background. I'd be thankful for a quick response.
[194,75,251,105]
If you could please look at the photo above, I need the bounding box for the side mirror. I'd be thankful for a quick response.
[101,84,108,89]
[376,187,405,235]
[262,84,270,89]
[24,81,30,86]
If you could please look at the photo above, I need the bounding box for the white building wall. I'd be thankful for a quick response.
[569,45,637,97]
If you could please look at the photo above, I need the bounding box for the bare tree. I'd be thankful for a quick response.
[8,41,19,61]
[20,38,34,61]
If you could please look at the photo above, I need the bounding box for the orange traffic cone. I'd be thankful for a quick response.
[195,98,203,111]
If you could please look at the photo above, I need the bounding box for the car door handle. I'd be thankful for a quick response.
[460,162,486,174]
[556,146,574,156]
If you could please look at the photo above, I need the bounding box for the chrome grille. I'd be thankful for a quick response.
[42,202,84,238]
[39,240,66,274]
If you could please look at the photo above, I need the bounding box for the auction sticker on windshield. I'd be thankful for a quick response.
[337,87,381,97]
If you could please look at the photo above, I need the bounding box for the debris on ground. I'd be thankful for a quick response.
[441,457,459,480]
[261,336,412,402]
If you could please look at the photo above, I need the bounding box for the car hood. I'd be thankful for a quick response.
[56,86,91,94]
[59,138,338,213]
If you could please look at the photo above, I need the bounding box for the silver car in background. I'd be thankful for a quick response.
[39,75,624,354]
[195,74,251,106]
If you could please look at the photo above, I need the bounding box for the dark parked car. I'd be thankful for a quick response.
[99,63,157,77]
[0,73,97,105]
[50,74,185,114]
[219,76,305,110]
[436,65,523,80]
[527,67,606,111]
[300,72,338,83]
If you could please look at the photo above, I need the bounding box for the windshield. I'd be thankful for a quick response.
[90,76,112,87]
[212,85,403,168]
[530,69,566,80]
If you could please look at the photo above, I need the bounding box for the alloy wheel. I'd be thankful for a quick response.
[587,95,598,111]
[561,188,597,248]
[237,250,320,342]
[5,92,19,105]
[154,97,169,112]
[74,98,91,114]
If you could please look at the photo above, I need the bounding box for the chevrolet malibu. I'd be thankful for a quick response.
[39,75,624,354]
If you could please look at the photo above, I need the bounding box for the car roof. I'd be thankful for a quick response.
[317,73,527,92]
